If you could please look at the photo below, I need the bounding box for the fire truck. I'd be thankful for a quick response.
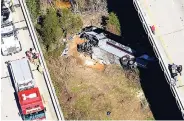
[77,26,155,69]
[8,58,46,120]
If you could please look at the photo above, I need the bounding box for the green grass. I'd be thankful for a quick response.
[75,95,91,119]
[147,116,155,120]
[47,44,66,58]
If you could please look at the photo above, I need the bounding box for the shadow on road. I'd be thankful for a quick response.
[106,0,182,119]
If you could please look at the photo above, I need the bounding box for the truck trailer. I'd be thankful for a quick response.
[77,26,155,69]
[8,58,46,121]
[9,58,35,92]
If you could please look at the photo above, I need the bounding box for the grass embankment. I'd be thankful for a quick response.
[46,55,153,120]
[26,0,153,119]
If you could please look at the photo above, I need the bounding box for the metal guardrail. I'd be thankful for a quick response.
[133,0,184,118]
[19,0,65,120]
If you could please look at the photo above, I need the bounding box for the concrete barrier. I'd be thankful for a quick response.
[19,0,65,120]
[133,0,184,118]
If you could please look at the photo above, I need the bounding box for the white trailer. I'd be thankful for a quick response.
[8,58,35,92]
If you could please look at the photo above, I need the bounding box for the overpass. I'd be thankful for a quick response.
[133,0,184,118]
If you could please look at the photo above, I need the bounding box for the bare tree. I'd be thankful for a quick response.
[70,0,107,14]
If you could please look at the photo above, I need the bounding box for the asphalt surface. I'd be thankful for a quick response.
[136,0,184,117]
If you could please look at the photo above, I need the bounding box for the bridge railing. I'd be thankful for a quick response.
[19,0,65,120]
[133,0,184,118]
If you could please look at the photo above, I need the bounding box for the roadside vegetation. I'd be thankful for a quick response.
[26,0,40,22]
[46,55,153,120]
[26,0,153,120]
[105,12,121,35]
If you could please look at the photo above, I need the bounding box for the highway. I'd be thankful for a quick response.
[1,0,64,120]
[133,0,184,118]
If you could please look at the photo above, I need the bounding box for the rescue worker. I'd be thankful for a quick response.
[29,48,40,64]
[26,50,33,62]
[169,63,182,79]
[177,65,182,76]
[170,63,178,78]
[37,65,43,73]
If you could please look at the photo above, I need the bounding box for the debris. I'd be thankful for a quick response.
[77,27,152,69]
[85,60,94,66]
[62,44,69,57]
[107,111,111,115]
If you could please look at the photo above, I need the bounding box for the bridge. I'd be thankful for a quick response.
[133,0,184,118]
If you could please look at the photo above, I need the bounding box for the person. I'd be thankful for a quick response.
[177,65,182,76]
[32,53,37,59]
[169,63,182,79]
[26,50,33,62]
[30,48,40,62]
[37,65,43,73]
[30,48,33,52]
[171,63,177,73]
[30,48,36,54]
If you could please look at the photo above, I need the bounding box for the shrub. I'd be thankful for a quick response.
[106,12,121,35]
[26,0,40,21]
[47,44,66,58]
[41,9,63,51]
[60,9,83,37]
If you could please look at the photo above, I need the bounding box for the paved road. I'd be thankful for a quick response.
[134,0,184,116]
[1,5,57,121]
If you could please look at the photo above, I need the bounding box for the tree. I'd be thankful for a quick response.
[60,9,83,37]
[106,12,121,35]
[42,9,62,51]
[71,0,107,13]
[26,0,40,21]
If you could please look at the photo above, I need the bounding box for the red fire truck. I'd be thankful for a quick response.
[8,58,46,120]
[18,87,46,120]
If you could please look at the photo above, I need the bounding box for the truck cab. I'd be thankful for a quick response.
[18,87,46,121]
[1,23,22,56]
[8,58,35,92]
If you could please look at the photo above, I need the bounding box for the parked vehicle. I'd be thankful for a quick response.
[1,23,22,56]
[8,58,46,121]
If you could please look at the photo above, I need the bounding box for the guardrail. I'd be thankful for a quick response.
[19,0,65,120]
[133,0,184,118]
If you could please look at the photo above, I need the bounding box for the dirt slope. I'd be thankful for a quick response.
[46,36,153,120]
